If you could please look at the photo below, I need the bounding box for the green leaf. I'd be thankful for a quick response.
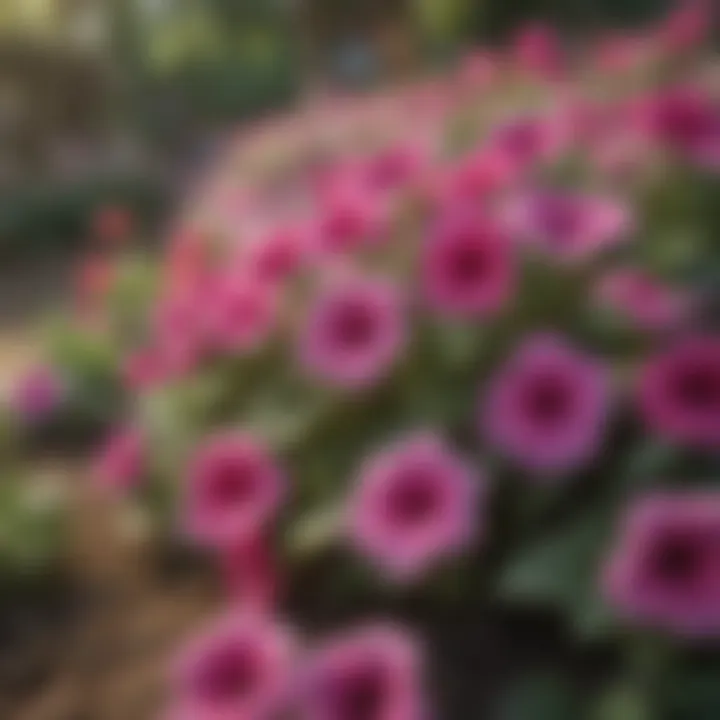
[498,508,617,640]
[496,674,577,720]
[592,683,651,720]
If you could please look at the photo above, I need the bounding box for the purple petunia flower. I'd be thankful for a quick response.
[93,427,144,495]
[422,212,515,318]
[347,433,483,582]
[9,366,64,424]
[603,493,720,638]
[482,334,611,476]
[503,189,631,262]
[297,623,428,720]
[172,611,295,720]
[183,433,285,549]
[299,276,406,389]
[637,335,720,449]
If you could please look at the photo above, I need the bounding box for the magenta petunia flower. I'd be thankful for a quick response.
[247,226,309,285]
[299,276,406,389]
[173,611,295,720]
[422,212,515,318]
[482,334,610,476]
[315,190,387,254]
[489,115,566,172]
[655,0,712,53]
[93,427,144,494]
[595,269,691,332]
[183,433,285,548]
[637,335,720,449]
[298,623,427,720]
[9,366,64,423]
[643,86,720,169]
[360,145,428,195]
[603,493,720,638]
[503,189,631,262]
[206,275,278,354]
[347,433,483,582]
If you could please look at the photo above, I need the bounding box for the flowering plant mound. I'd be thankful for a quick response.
[12,1,720,715]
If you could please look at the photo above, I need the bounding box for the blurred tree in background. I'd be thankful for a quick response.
[0,0,691,261]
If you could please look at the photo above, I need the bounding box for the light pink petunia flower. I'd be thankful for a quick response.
[183,433,285,549]
[603,493,720,638]
[503,189,631,262]
[299,276,406,389]
[172,611,295,720]
[347,433,483,582]
[637,335,720,449]
[482,334,611,476]
[422,211,515,318]
[297,623,428,720]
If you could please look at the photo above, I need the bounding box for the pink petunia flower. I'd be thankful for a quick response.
[482,334,611,476]
[603,492,720,638]
[153,287,210,366]
[347,433,483,582]
[513,22,564,79]
[359,145,428,196]
[93,427,144,494]
[637,335,720,449]
[655,0,712,54]
[299,276,406,389]
[247,226,309,285]
[422,211,515,318]
[9,366,64,423]
[642,86,720,169]
[206,274,278,354]
[297,623,428,720]
[489,114,566,173]
[183,433,285,549]
[315,189,388,255]
[595,269,692,332]
[503,189,631,262]
[172,611,295,720]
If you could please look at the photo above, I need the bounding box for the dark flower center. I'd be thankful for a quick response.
[386,470,441,527]
[447,235,491,286]
[673,364,720,413]
[332,302,378,350]
[525,374,573,425]
[327,662,389,720]
[195,641,261,704]
[325,206,365,244]
[208,459,257,506]
[648,530,704,586]
[498,121,541,159]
